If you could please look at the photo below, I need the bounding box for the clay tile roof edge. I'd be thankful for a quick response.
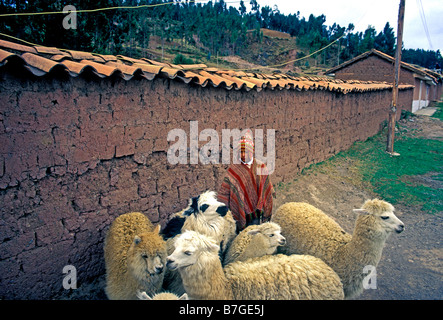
[0,39,418,94]
[0,39,37,54]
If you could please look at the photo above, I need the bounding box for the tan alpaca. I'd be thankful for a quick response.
[104,212,167,300]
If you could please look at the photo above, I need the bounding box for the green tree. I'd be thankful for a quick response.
[374,22,395,56]
[239,0,246,16]
[359,25,376,54]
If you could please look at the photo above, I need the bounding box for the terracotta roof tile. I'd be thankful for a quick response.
[34,46,63,55]
[0,39,37,54]
[94,54,118,62]
[160,67,185,79]
[182,70,210,87]
[105,61,142,78]
[51,53,72,61]
[131,62,162,76]
[21,52,60,74]
[204,67,219,72]
[0,39,415,93]
[0,48,17,66]
[79,59,121,78]
[198,70,233,88]
[178,63,207,70]
[240,76,268,90]
[218,73,255,91]
[60,59,91,76]
[142,58,170,67]
[64,50,96,61]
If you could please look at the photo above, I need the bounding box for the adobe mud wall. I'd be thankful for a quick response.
[0,72,412,299]
[333,55,416,85]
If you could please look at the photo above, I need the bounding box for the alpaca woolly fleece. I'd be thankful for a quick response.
[137,291,188,300]
[163,190,237,254]
[167,230,344,300]
[162,190,237,295]
[272,199,404,299]
[223,222,286,265]
[104,212,167,300]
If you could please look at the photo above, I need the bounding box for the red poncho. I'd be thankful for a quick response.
[217,159,275,231]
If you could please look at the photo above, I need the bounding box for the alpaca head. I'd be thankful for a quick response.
[183,190,229,219]
[161,191,230,240]
[353,199,405,234]
[166,230,219,271]
[127,225,167,279]
[247,222,286,251]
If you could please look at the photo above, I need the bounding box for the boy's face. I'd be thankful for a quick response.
[240,148,253,163]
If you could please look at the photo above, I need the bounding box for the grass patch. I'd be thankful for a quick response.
[432,100,443,121]
[339,133,442,213]
[281,102,443,214]
[295,128,443,214]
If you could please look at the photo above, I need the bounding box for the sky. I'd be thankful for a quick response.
[222,0,443,52]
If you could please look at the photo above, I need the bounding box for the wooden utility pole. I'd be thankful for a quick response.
[387,0,405,154]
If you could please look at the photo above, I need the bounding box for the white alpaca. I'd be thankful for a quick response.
[166,230,344,300]
[161,190,237,295]
[272,199,405,299]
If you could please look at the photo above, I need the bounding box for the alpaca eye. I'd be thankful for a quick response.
[184,251,192,256]
[269,234,274,237]
[381,216,390,220]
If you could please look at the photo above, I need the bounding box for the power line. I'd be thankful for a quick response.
[0,29,345,72]
[232,34,346,71]
[416,0,433,50]
[0,1,384,72]
[0,32,41,47]
[0,1,243,18]
[0,1,209,18]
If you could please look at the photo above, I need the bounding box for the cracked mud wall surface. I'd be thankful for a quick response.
[0,72,413,299]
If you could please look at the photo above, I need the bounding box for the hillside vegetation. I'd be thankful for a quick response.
[1,0,442,74]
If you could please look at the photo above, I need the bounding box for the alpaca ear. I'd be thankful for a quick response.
[248,229,260,236]
[134,235,142,245]
[353,209,370,215]
[212,243,220,252]
[206,242,220,253]
[183,196,200,216]
[136,291,152,300]
[178,293,189,300]
[154,224,161,234]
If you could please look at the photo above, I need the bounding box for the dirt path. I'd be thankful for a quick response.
[274,114,442,300]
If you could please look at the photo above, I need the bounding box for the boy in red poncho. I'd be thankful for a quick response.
[217,131,275,232]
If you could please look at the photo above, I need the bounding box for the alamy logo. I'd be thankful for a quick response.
[362,265,377,290]
[63,5,77,30]
[167,121,275,174]
[62,265,77,290]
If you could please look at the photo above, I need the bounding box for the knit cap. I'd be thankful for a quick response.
[239,131,254,153]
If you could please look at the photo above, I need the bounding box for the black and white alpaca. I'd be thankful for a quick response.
[161,191,237,295]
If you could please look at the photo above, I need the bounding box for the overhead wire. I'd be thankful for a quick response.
[0,1,193,18]
[0,1,243,18]
[0,28,346,72]
[231,34,347,71]
[0,0,377,71]
[416,0,433,50]
[0,32,41,47]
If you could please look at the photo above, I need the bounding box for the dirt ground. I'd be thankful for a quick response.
[58,114,442,300]
[274,114,443,300]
